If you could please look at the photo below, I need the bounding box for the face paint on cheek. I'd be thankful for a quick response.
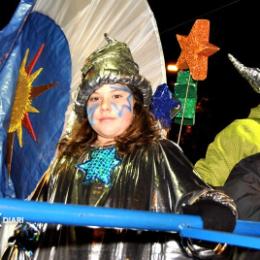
[127,94,133,112]
[86,103,99,125]
[112,94,133,117]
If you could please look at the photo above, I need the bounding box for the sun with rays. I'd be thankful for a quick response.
[8,45,55,148]
[8,48,41,147]
[6,45,56,174]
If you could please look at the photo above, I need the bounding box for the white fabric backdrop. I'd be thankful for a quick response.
[33,0,166,132]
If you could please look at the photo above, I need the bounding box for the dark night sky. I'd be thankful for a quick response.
[1,0,260,163]
[148,0,260,162]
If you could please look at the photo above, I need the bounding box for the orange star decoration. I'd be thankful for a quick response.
[6,44,55,174]
[176,19,220,81]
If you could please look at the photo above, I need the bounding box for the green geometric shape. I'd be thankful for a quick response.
[173,70,198,126]
[174,98,196,125]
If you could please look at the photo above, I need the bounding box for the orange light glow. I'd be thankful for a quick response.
[167,63,178,73]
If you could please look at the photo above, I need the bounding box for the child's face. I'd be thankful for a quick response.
[86,84,134,141]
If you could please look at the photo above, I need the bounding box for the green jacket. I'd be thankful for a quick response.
[194,105,260,186]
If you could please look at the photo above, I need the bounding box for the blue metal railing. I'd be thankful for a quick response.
[0,198,259,250]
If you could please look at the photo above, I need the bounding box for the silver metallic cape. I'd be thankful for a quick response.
[1,140,236,259]
[33,140,202,260]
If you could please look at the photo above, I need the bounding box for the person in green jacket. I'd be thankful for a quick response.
[194,54,260,187]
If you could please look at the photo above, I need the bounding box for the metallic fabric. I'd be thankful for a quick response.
[3,140,236,259]
[187,189,238,219]
[228,53,260,94]
[75,35,152,120]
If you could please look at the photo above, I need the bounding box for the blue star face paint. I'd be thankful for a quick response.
[86,103,99,125]
[86,84,135,142]
[110,85,133,117]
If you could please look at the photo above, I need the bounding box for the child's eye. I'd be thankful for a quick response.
[112,94,123,99]
[89,96,100,102]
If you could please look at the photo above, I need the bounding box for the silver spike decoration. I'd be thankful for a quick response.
[228,53,260,94]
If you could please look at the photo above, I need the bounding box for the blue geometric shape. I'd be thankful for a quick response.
[77,146,121,186]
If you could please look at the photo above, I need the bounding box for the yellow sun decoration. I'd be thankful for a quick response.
[8,49,42,147]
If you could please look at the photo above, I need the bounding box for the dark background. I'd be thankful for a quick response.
[148,0,260,162]
[1,0,260,163]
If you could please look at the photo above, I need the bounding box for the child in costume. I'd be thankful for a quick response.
[194,54,260,187]
[2,35,237,260]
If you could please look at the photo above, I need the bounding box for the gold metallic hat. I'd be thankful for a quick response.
[75,34,152,119]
